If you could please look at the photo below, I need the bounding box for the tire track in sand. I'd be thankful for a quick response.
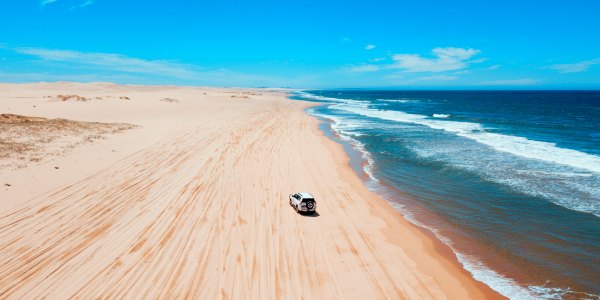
[0,98,497,299]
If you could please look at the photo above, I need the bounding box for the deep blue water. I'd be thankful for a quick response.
[292,90,600,300]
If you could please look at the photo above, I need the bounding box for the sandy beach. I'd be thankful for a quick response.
[0,82,502,299]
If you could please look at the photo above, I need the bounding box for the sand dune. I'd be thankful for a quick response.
[0,83,501,299]
[0,113,135,170]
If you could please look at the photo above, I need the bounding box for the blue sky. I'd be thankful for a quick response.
[1,0,599,88]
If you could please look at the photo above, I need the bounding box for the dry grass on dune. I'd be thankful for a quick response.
[0,114,136,170]
[42,95,132,101]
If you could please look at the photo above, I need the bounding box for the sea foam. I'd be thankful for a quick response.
[305,98,595,299]
[433,113,450,118]
[294,91,367,105]
[333,104,600,174]
[300,91,600,298]
[309,110,379,181]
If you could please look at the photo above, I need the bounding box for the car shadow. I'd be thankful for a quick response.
[298,211,320,218]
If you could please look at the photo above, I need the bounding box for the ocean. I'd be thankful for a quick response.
[292,90,600,300]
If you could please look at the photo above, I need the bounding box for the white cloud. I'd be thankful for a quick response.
[16,47,200,79]
[391,47,481,72]
[365,44,376,50]
[487,64,500,70]
[480,78,539,86]
[0,71,142,83]
[41,0,58,6]
[415,75,458,81]
[70,0,93,10]
[346,47,482,74]
[548,59,600,73]
[7,47,311,87]
[469,58,489,64]
[0,68,293,88]
[382,73,460,85]
[346,64,380,73]
[341,37,351,43]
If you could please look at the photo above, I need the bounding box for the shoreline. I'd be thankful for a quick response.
[298,90,600,299]
[311,123,503,299]
[0,82,503,298]
[303,103,506,299]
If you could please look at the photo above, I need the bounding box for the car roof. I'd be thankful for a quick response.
[298,192,314,198]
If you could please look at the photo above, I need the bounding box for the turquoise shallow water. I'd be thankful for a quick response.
[292,90,600,300]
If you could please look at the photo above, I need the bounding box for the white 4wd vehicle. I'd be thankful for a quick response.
[289,192,317,214]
